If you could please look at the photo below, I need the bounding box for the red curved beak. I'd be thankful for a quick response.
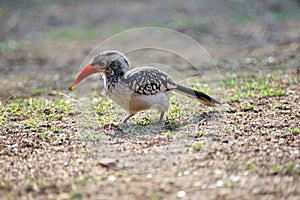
[70,64,100,90]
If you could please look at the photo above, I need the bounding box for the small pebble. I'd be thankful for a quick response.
[146,174,152,179]
[216,180,224,187]
[214,169,223,176]
[177,190,186,198]
[99,158,118,168]
[293,150,299,154]
[76,159,83,164]
[230,175,240,182]
[108,175,117,182]
[267,56,275,63]
[8,143,18,149]
[63,161,68,167]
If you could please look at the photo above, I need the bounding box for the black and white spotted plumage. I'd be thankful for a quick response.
[123,67,177,95]
[86,50,220,123]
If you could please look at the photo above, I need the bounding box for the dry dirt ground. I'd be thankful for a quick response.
[1,1,300,200]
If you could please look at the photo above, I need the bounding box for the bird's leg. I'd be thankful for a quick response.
[158,112,165,123]
[122,114,134,124]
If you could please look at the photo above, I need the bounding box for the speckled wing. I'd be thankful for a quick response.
[123,67,177,95]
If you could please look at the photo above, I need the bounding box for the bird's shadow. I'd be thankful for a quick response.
[100,110,220,139]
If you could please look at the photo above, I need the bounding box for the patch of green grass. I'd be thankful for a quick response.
[243,160,250,169]
[271,165,280,174]
[226,74,286,102]
[72,191,84,199]
[0,181,10,189]
[169,18,210,32]
[250,163,257,172]
[285,162,300,175]
[192,141,204,150]
[50,125,62,133]
[52,99,72,112]
[195,130,205,138]
[240,103,255,112]
[48,26,98,40]
[99,175,108,181]
[150,193,161,200]
[39,132,49,139]
[177,169,189,177]
[27,177,44,186]
[287,127,300,134]
[0,118,5,126]
[162,131,173,137]
[258,85,285,97]
[224,181,234,188]
[227,95,242,103]
[30,87,48,95]
[223,78,238,86]
[168,97,184,119]
[268,102,289,110]
[93,98,121,125]
[240,79,285,97]
[2,97,72,138]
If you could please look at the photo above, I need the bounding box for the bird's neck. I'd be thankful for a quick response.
[103,59,129,89]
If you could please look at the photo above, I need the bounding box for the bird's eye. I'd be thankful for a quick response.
[99,61,106,67]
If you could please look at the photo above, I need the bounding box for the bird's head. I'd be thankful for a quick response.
[70,50,130,90]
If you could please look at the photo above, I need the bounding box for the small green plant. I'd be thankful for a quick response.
[50,125,62,133]
[39,132,49,139]
[224,181,234,188]
[271,165,280,174]
[268,102,288,110]
[240,103,255,111]
[99,175,108,181]
[72,191,84,199]
[30,87,48,95]
[287,127,300,134]
[285,162,300,175]
[26,119,37,127]
[196,130,205,138]
[150,193,161,200]
[0,118,5,126]
[0,181,9,189]
[259,86,285,97]
[162,131,172,137]
[243,160,250,169]
[250,163,257,172]
[223,78,238,86]
[192,141,204,150]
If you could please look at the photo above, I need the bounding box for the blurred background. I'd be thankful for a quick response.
[0,0,299,100]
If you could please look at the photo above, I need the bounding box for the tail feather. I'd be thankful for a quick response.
[174,84,220,106]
